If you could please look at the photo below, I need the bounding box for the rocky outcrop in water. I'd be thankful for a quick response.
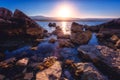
[70,22,92,45]
[0,7,45,52]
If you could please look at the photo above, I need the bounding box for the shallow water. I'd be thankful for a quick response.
[5,21,105,60]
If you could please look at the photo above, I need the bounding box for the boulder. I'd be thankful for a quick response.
[70,31,92,45]
[16,58,29,66]
[78,45,120,79]
[75,63,108,80]
[0,7,12,19]
[110,35,119,43]
[58,39,74,48]
[71,22,83,33]
[115,39,120,48]
[49,38,56,43]
[48,23,56,27]
[36,61,62,80]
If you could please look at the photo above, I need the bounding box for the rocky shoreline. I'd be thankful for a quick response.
[0,8,120,80]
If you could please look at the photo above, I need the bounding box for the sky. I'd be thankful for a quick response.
[0,0,120,18]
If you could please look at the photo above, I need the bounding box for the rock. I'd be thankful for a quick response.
[71,22,83,33]
[36,56,57,70]
[87,26,100,32]
[115,39,120,48]
[0,7,12,19]
[49,38,56,43]
[30,46,38,50]
[78,45,120,79]
[110,35,119,43]
[48,23,56,27]
[58,39,74,48]
[14,9,39,28]
[74,63,108,80]
[0,8,45,52]
[36,61,62,80]
[16,58,29,66]
[70,31,92,45]
[24,72,33,80]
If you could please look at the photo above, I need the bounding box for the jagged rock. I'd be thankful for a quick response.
[78,45,120,79]
[74,63,108,80]
[115,39,120,48]
[49,38,56,43]
[110,35,119,43]
[58,39,74,48]
[70,31,92,45]
[36,61,62,80]
[0,8,45,51]
[71,22,83,33]
[16,58,29,66]
[0,7,12,19]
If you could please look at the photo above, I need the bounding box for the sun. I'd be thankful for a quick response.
[58,7,71,18]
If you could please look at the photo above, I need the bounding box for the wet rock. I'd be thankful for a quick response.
[71,22,83,33]
[48,23,56,27]
[70,31,92,45]
[36,61,62,80]
[58,39,74,48]
[78,45,120,79]
[49,38,56,43]
[0,7,12,19]
[16,58,29,66]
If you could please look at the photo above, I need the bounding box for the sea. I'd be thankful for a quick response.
[37,21,105,45]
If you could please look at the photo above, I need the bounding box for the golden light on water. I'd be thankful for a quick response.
[61,22,71,35]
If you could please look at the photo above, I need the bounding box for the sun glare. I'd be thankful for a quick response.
[51,3,79,18]
[58,7,71,18]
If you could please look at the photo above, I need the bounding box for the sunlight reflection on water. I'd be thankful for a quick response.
[61,22,71,35]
